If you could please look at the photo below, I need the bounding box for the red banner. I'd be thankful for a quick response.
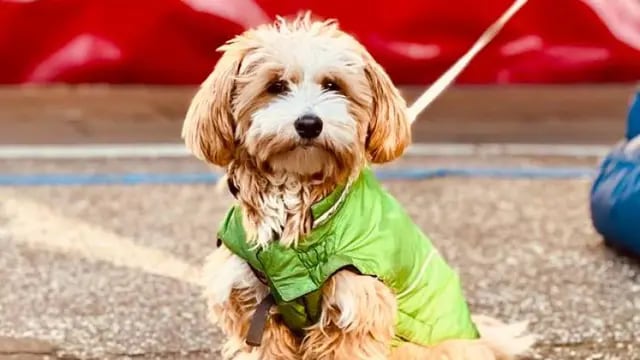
[1,0,639,84]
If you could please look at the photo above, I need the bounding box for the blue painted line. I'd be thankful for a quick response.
[0,172,223,186]
[374,167,597,180]
[0,167,598,186]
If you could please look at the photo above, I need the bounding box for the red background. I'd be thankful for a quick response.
[1,0,639,85]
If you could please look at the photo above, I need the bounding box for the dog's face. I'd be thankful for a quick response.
[182,13,410,180]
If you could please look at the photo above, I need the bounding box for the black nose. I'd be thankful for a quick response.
[294,114,323,139]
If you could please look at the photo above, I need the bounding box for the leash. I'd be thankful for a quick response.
[407,0,529,123]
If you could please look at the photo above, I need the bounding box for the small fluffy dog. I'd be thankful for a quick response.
[183,12,534,360]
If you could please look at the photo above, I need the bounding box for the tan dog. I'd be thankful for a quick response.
[183,12,534,360]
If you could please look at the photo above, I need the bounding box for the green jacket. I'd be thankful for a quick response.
[217,168,479,346]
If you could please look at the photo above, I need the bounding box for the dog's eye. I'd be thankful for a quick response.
[322,80,341,92]
[266,80,288,95]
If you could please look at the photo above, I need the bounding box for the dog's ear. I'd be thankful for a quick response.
[363,53,411,164]
[182,48,242,167]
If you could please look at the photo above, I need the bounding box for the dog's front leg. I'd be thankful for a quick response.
[301,269,396,360]
[203,245,300,359]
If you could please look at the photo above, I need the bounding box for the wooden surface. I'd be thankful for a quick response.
[0,84,634,145]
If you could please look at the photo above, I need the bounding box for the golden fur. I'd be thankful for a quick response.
[187,11,534,360]
[301,271,396,360]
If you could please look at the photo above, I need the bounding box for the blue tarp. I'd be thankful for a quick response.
[591,91,640,256]
[627,92,640,140]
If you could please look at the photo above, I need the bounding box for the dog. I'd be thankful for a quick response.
[182,12,535,360]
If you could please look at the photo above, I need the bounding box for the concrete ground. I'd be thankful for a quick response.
[1,154,639,360]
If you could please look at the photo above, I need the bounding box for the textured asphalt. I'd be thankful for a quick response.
[1,156,639,359]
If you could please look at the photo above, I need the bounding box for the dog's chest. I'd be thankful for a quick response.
[254,174,312,246]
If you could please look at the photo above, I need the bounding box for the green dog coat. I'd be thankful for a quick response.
[217,168,479,347]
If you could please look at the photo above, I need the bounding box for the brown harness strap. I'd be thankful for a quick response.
[246,294,275,347]
[245,265,273,347]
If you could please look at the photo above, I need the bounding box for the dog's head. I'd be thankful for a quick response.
[182,12,410,180]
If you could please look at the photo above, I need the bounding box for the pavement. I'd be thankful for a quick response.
[1,154,639,360]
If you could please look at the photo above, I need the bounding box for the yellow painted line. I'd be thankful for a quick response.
[1,195,203,287]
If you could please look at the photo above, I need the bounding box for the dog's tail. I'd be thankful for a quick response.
[472,314,536,360]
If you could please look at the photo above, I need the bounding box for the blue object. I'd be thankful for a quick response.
[626,91,640,140]
[591,142,640,257]
[0,166,596,186]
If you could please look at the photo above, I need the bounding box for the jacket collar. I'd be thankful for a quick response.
[310,177,354,229]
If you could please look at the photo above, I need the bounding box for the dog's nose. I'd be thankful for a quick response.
[294,114,323,139]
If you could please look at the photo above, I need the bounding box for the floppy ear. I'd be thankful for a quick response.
[181,49,241,167]
[364,54,411,164]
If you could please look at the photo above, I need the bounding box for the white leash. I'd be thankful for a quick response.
[408,0,529,123]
